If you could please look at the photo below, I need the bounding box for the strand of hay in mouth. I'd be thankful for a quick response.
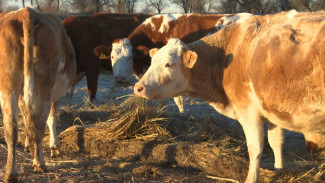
[59,95,170,154]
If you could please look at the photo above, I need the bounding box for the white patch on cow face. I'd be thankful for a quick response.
[111,38,133,83]
[136,38,190,99]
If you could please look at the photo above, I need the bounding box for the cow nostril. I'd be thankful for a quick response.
[134,83,145,95]
[137,86,144,93]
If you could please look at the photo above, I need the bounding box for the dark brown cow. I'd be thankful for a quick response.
[62,13,149,102]
[0,8,76,182]
[134,10,325,183]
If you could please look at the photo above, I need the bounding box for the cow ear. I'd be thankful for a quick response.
[149,48,159,58]
[94,45,111,59]
[182,51,197,68]
[136,45,150,56]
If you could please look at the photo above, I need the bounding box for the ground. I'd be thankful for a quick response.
[1,75,325,183]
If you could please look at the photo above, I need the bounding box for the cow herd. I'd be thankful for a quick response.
[1,7,325,183]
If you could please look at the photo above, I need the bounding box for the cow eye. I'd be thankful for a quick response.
[165,62,174,68]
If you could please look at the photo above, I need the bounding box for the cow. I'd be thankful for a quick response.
[110,13,252,113]
[0,7,76,182]
[62,13,150,103]
[134,10,325,183]
[111,13,253,81]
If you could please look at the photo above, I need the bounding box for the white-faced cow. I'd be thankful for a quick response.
[110,13,252,113]
[134,10,325,183]
[0,8,76,182]
[62,13,149,103]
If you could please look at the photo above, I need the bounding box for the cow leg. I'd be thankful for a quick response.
[267,123,284,170]
[173,96,184,114]
[85,71,99,103]
[47,101,60,158]
[19,100,30,152]
[2,95,19,183]
[238,111,264,183]
[66,72,85,105]
[24,103,49,173]
[65,84,75,106]
[304,131,325,151]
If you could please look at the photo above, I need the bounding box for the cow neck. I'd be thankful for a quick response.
[186,30,234,115]
[128,25,155,78]
[196,14,226,32]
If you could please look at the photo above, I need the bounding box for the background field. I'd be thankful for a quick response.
[1,75,325,182]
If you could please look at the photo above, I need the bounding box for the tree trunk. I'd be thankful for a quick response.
[57,0,60,12]
[95,0,101,12]
[22,0,25,7]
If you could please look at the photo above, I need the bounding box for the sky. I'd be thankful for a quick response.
[4,0,184,14]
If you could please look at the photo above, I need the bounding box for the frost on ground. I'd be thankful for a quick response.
[0,75,324,182]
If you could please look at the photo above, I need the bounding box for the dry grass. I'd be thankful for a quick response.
[56,95,325,182]
[59,96,170,154]
[1,94,325,182]
[57,95,249,182]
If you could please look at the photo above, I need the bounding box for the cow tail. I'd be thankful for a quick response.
[22,8,35,109]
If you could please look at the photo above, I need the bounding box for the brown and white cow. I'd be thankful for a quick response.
[134,10,325,183]
[111,13,254,80]
[111,13,252,113]
[62,13,149,103]
[0,8,76,182]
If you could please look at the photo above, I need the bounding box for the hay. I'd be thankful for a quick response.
[58,95,248,180]
[59,95,170,154]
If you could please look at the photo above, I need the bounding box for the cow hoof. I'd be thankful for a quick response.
[33,165,48,173]
[4,173,18,183]
[274,167,284,172]
[50,148,61,158]
[306,141,319,152]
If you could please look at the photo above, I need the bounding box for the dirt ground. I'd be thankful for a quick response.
[1,75,325,183]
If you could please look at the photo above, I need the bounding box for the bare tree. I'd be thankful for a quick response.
[172,0,192,13]
[172,0,218,13]
[146,0,168,14]
[107,0,138,13]
[233,0,279,14]
[124,0,137,13]
[300,0,313,11]
[312,0,325,11]
[108,0,127,12]
[291,0,325,11]
[60,0,73,12]
[278,0,293,11]
[218,0,239,13]
[0,0,4,11]
[94,0,109,12]
[70,0,109,13]
[37,0,59,12]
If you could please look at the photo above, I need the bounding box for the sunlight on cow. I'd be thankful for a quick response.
[0,7,76,182]
[134,9,325,182]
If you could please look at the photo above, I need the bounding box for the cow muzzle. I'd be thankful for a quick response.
[115,75,128,83]
[134,83,146,98]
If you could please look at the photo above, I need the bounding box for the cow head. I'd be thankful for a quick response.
[111,38,133,83]
[134,38,197,100]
